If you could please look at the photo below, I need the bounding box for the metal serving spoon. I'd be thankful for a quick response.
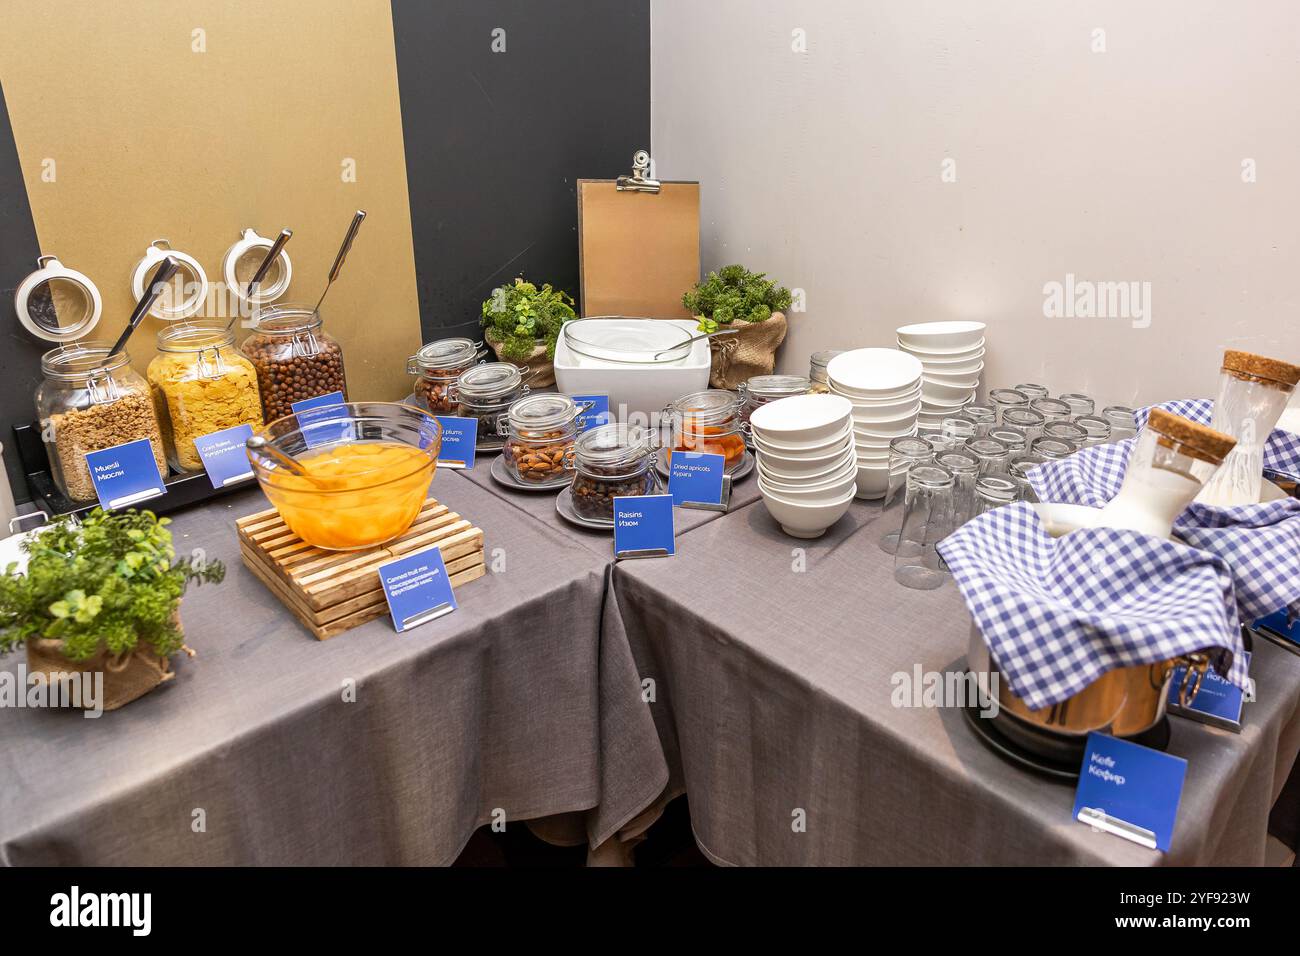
[107,255,180,357]
[245,434,308,477]
[313,210,366,313]
[653,327,740,360]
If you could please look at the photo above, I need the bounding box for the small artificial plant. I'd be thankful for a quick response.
[682,264,792,334]
[0,509,225,662]
[480,277,577,362]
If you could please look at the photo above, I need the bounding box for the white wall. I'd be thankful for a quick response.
[651,0,1300,408]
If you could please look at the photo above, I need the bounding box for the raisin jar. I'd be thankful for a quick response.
[408,338,484,414]
[499,394,587,484]
[454,362,529,446]
[566,423,658,521]
[240,304,348,423]
[664,389,747,472]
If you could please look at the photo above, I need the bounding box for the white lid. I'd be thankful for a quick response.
[131,239,209,320]
[222,227,292,306]
[14,256,102,342]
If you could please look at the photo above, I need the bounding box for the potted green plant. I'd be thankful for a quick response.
[480,277,578,388]
[682,264,793,389]
[0,508,224,711]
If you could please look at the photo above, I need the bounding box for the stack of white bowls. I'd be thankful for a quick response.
[751,393,857,538]
[895,322,987,432]
[824,348,923,499]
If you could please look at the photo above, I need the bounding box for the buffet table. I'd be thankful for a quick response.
[0,470,667,865]
[605,494,1300,865]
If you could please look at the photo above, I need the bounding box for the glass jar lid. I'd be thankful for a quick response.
[223,228,292,306]
[131,240,208,320]
[742,374,811,400]
[668,389,743,427]
[456,362,522,401]
[507,393,580,433]
[15,256,102,343]
[809,350,843,371]
[408,337,481,376]
[574,423,655,474]
[39,339,131,383]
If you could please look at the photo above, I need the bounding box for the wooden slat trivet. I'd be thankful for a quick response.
[236,497,485,640]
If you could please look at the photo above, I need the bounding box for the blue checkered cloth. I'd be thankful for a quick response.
[937,502,1248,710]
[1028,398,1300,622]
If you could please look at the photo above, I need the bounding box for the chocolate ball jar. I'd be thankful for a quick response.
[239,304,348,423]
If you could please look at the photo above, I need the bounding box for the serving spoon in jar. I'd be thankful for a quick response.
[106,255,180,358]
[312,210,366,313]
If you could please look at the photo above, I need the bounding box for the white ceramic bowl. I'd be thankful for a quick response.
[753,432,854,470]
[838,387,922,413]
[922,364,983,385]
[850,401,921,426]
[854,461,891,499]
[826,348,924,395]
[760,485,856,539]
[895,321,986,351]
[921,379,978,403]
[853,419,918,440]
[758,446,856,482]
[758,456,858,496]
[749,393,852,445]
[899,338,988,360]
[751,420,853,454]
[911,349,985,369]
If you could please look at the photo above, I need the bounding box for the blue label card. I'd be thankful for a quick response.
[1073,732,1187,852]
[291,392,350,449]
[612,493,675,559]
[85,438,166,510]
[435,416,477,469]
[668,451,727,509]
[378,546,458,632]
[194,424,256,489]
[1255,610,1300,649]
[572,394,611,433]
[1167,652,1250,731]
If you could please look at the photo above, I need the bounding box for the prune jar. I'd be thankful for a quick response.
[36,341,168,502]
[454,362,528,445]
[500,394,585,484]
[738,374,811,431]
[407,338,484,414]
[665,389,747,472]
[566,423,658,521]
[240,304,348,423]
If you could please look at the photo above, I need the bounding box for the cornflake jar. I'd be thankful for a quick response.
[408,337,484,414]
[739,374,811,430]
[665,389,747,472]
[240,304,348,423]
[36,341,168,502]
[454,362,528,445]
[808,350,843,394]
[500,394,585,484]
[566,423,658,521]
[147,321,263,472]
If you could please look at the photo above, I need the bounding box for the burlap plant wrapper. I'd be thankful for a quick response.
[708,312,788,390]
[484,330,556,388]
[25,627,186,712]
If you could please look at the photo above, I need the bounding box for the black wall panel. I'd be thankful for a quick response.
[391,0,651,342]
[0,81,48,502]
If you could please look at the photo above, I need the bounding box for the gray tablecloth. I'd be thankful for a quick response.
[607,496,1300,865]
[455,450,762,558]
[0,470,667,865]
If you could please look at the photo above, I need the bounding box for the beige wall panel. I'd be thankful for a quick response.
[0,0,421,402]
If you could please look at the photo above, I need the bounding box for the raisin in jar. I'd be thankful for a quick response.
[664,389,747,472]
[499,394,587,484]
[454,362,529,446]
[408,338,484,414]
[240,304,348,423]
[566,423,658,521]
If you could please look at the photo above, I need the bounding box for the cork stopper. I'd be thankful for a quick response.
[1222,350,1300,388]
[1148,408,1237,465]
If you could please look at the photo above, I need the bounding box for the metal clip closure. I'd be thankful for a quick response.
[195,345,227,380]
[291,329,321,358]
[615,149,661,194]
[85,369,121,406]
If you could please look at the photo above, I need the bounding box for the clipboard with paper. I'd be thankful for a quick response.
[577,150,700,319]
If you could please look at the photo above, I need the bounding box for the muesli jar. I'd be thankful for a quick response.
[665,389,747,472]
[566,423,658,521]
[500,394,586,484]
[454,362,528,446]
[36,341,168,502]
[738,374,811,429]
[240,304,348,423]
[147,321,263,472]
[408,338,484,415]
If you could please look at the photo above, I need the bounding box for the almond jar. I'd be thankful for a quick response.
[664,389,747,472]
[499,394,588,485]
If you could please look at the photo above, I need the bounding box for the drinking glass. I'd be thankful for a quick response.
[987,388,1029,424]
[878,436,935,554]
[941,417,976,448]
[1014,383,1049,402]
[967,436,1011,475]
[1074,415,1111,447]
[1030,397,1071,423]
[1058,392,1095,420]
[936,450,979,527]
[1030,436,1075,460]
[1002,407,1046,442]
[974,475,1018,516]
[894,464,955,590]
[1008,454,1045,501]
[1102,405,1137,442]
[986,427,1027,455]
[1042,420,1086,447]
[960,405,996,436]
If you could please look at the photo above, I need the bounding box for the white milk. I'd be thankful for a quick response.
[1096,465,1200,539]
